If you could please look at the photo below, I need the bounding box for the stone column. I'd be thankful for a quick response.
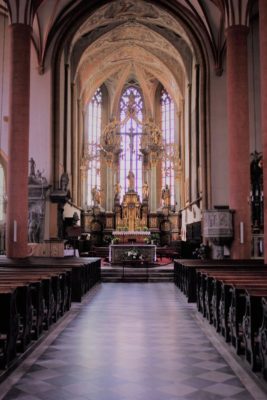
[77,99,83,207]
[150,165,157,212]
[226,25,251,259]
[258,0,267,262]
[6,24,32,258]
[71,83,78,204]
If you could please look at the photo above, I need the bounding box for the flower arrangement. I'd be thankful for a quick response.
[123,248,142,260]
[192,243,210,260]
[103,234,113,244]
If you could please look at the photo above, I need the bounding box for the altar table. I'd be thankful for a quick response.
[109,244,156,264]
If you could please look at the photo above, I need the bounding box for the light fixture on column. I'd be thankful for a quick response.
[99,117,121,168]
[80,141,101,174]
[140,118,164,167]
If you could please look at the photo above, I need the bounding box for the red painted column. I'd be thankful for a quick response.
[259,1,267,263]
[227,26,251,259]
[6,24,32,258]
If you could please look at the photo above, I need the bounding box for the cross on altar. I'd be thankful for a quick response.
[117,126,145,173]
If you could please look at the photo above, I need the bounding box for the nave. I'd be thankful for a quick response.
[0,283,266,400]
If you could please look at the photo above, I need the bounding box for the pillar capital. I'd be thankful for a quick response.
[5,0,38,26]
[226,24,249,37]
[224,0,251,30]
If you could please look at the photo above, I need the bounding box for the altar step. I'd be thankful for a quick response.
[101,267,173,282]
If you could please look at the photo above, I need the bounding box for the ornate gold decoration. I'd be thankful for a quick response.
[80,142,101,172]
[162,143,181,173]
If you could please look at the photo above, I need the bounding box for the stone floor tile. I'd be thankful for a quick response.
[1,283,266,400]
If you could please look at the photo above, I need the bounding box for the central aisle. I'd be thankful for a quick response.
[2,283,261,399]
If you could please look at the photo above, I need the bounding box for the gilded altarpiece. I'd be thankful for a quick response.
[115,191,147,231]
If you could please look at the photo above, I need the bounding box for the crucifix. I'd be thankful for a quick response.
[119,125,144,191]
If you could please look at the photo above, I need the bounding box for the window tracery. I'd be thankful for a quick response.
[160,88,175,206]
[86,88,102,206]
[119,86,143,199]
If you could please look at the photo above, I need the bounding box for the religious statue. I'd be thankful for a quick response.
[36,169,48,185]
[28,212,40,243]
[91,186,101,206]
[142,181,149,200]
[127,170,135,191]
[29,158,36,177]
[114,182,121,201]
[250,152,263,230]
[60,172,69,191]
[162,184,171,207]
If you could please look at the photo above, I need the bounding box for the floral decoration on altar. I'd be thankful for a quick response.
[123,248,143,261]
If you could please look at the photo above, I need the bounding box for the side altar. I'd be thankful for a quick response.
[109,244,156,264]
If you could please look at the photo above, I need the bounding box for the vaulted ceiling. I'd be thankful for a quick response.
[2,0,256,109]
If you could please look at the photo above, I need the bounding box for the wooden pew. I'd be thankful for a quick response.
[183,261,267,381]
[196,268,267,326]
[0,257,101,370]
[259,297,267,379]
[242,288,267,371]
[0,287,19,369]
[0,257,101,302]
[174,259,264,302]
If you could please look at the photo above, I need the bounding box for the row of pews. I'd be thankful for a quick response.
[0,257,101,371]
[174,259,267,380]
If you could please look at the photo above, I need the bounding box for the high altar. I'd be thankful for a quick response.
[81,94,180,246]
[115,191,148,232]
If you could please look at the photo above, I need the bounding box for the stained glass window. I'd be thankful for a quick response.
[161,88,175,205]
[119,86,143,199]
[87,88,102,205]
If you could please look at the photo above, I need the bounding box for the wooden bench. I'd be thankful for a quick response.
[0,287,19,369]
[190,264,267,380]
[174,259,264,302]
[0,257,101,371]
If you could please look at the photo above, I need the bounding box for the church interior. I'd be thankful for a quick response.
[1,0,267,399]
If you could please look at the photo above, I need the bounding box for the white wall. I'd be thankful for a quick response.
[209,66,228,207]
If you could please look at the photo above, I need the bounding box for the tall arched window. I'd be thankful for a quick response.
[119,86,143,198]
[161,88,175,205]
[87,88,102,205]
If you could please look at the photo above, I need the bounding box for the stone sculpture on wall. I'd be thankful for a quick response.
[250,152,263,232]
[28,158,50,243]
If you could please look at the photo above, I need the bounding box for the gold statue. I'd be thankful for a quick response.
[162,184,170,207]
[127,170,135,191]
[142,181,149,200]
[114,182,121,201]
[91,186,101,206]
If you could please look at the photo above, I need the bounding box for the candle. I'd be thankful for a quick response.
[240,222,244,244]
[14,220,17,242]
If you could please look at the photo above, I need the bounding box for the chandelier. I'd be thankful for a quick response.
[162,143,182,172]
[80,142,101,176]
[99,117,122,167]
[81,90,165,172]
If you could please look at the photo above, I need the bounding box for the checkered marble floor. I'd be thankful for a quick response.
[1,283,266,400]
